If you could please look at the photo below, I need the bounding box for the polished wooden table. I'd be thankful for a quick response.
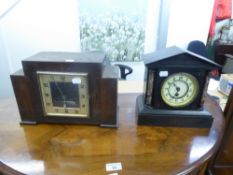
[0,94,225,175]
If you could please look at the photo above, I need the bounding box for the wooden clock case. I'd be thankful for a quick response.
[136,46,221,128]
[10,51,118,127]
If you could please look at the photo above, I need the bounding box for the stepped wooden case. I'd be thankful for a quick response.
[136,46,221,128]
[10,52,118,127]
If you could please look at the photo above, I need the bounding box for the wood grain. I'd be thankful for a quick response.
[0,94,225,175]
[10,52,118,126]
[209,88,233,174]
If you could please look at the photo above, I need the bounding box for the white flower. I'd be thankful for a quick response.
[134,57,139,61]
[120,50,124,55]
[80,14,145,61]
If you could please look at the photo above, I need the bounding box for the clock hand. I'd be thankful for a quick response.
[54,82,66,107]
[173,83,180,92]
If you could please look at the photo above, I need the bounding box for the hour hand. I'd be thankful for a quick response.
[173,83,180,92]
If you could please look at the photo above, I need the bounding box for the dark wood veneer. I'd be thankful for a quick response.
[10,51,118,127]
[206,43,233,174]
[214,43,233,66]
[10,70,36,124]
[0,94,225,175]
[209,88,233,175]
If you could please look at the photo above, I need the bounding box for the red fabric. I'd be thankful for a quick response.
[209,0,219,38]
[216,0,232,20]
[209,0,232,38]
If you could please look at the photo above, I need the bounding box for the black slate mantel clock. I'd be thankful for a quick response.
[11,51,118,127]
[136,46,221,128]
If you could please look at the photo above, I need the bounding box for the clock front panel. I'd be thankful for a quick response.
[147,68,207,110]
[37,71,89,118]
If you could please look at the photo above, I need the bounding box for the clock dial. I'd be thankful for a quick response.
[37,71,89,118]
[161,73,199,107]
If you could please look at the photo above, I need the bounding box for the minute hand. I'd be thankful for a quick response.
[54,82,66,107]
[173,83,180,92]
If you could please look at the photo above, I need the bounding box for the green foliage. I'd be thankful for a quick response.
[80,14,145,61]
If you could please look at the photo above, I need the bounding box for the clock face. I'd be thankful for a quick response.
[161,72,199,107]
[37,71,89,118]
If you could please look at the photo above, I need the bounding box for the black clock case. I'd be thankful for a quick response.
[136,46,222,128]
[10,52,118,127]
[136,95,213,128]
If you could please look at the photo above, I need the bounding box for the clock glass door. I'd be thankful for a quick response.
[37,71,89,118]
[161,72,199,107]
[50,81,80,108]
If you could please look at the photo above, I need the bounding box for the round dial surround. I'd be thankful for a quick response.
[161,72,199,107]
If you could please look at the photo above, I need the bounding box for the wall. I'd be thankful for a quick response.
[144,0,161,53]
[0,0,80,97]
[130,0,215,80]
[0,29,12,97]
[0,0,217,95]
[166,0,215,48]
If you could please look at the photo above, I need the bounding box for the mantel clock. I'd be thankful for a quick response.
[136,46,221,128]
[11,52,118,127]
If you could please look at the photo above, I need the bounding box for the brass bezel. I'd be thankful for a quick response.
[161,72,199,107]
[37,71,89,118]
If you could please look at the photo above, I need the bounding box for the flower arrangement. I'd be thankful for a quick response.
[80,14,145,61]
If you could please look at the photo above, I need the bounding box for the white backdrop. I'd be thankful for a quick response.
[166,0,215,48]
[0,0,216,97]
[0,0,80,97]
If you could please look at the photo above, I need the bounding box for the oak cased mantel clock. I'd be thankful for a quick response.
[136,46,221,128]
[11,51,118,127]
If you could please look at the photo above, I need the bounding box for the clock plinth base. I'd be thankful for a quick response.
[20,121,37,125]
[100,124,118,128]
[136,95,213,128]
